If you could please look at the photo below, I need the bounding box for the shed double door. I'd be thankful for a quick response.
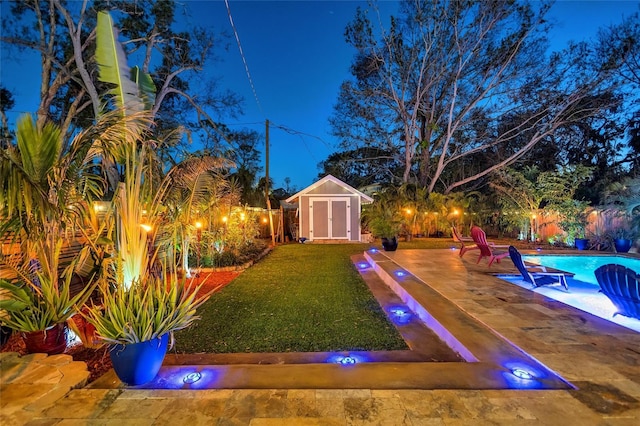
[309,197,350,240]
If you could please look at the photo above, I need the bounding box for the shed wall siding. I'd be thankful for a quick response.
[290,175,370,243]
[307,181,352,195]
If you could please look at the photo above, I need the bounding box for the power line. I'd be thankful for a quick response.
[224,0,264,117]
[271,122,333,150]
[270,122,334,163]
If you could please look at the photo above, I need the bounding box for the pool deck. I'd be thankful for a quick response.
[2,248,640,424]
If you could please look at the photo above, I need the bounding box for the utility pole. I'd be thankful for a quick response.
[265,119,275,245]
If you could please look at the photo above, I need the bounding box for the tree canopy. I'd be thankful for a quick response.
[329,0,633,194]
[1,0,241,156]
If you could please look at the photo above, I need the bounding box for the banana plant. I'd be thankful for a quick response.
[95,10,158,289]
[96,11,155,115]
[95,10,238,288]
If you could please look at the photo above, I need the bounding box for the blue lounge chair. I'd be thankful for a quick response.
[594,264,640,320]
[508,246,570,290]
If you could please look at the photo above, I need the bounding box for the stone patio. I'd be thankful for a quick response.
[1,248,639,424]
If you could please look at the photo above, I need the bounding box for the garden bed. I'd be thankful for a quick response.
[0,271,240,383]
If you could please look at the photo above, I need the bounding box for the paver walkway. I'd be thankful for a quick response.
[1,248,639,424]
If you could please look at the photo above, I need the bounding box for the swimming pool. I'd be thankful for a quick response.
[507,254,640,333]
[522,254,640,285]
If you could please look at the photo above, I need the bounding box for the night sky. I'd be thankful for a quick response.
[1,0,639,189]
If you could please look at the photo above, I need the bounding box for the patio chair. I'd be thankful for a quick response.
[508,246,570,290]
[470,226,510,267]
[451,226,478,258]
[594,264,640,320]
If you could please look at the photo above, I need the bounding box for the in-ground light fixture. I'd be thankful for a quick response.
[511,368,534,380]
[327,353,366,365]
[338,356,357,365]
[183,372,202,384]
[390,307,408,317]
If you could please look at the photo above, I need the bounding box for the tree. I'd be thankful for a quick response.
[332,0,623,193]
[0,87,15,148]
[157,155,235,278]
[490,166,549,239]
[317,146,402,188]
[224,129,264,206]
[0,112,118,310]
[595,6,640,175]
[1,0,241,155]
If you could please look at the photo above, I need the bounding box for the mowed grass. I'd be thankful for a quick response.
[175,243,408,353]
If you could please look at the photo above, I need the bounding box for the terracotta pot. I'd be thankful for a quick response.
[22,323,68,355]
[70,313,101,348]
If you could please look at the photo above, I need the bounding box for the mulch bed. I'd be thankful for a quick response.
[0,271,240,383]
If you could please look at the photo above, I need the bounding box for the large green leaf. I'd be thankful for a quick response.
[95,11,144,114]
[15,115,61,185]
[131,66,156,110]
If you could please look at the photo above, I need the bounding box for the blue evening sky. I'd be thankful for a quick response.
[1,0,639,190]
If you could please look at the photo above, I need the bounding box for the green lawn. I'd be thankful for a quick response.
[174,236,536,354]
[175,243,408,353]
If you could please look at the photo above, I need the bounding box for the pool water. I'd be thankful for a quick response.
[522,255,640,284]
[500,254,640,333]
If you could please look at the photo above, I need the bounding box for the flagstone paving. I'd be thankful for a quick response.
[1,248,639,424]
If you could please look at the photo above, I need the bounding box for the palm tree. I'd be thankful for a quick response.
[155,155,235,277]
[0,114,106,334]
[0,114,105,277]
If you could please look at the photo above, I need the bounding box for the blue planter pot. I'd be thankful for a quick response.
[109,334,169,386]
[574,238,589,250]
[614,238,632,253]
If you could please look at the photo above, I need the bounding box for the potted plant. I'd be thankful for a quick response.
[82,271,210,385]
[363,206,403,251]
[0,251,97,354]
[602,177,640,253]
[362,188,404,251]
[0,110,106,352]
[612,229,634,253]
[69,11,221,386]
[371,216,403,251]
[554,199,591,250]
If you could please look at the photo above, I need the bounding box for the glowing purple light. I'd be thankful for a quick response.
[394,270,407,277]
[338,356,357,365]
[369,248,378,253]
[390,308,408,317]
[511,368,534,380]
[536,247,542,252]
[326,353,370,364]
[358,262,370,269]
[450,246,457,251]
[183,372,202,384]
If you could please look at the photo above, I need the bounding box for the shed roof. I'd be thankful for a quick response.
[285,174,374,204]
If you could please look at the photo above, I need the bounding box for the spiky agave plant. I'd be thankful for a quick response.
[82,271,211,346]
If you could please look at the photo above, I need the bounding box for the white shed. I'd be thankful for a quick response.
[285,175,373,243]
